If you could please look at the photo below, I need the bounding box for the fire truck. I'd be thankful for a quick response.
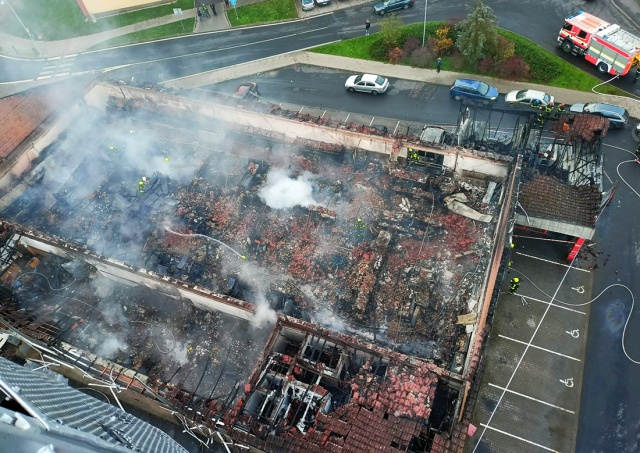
[558,11,640,76]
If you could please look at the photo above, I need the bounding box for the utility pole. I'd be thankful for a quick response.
[1,0,41,56]
[421,0,428,47]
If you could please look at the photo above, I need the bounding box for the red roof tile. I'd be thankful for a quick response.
[0,82,86,159]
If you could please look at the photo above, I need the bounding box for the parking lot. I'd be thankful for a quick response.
[468,236,593,452]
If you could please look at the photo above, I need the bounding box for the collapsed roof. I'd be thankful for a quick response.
[0,80,518,452]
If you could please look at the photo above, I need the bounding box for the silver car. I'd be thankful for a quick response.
[300,0,314,10]
[345,74,390,95]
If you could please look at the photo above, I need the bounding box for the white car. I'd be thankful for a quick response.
[345,74,390,95]
[505,89,554,107]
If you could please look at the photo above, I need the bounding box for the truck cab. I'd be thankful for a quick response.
[558,11,610,55]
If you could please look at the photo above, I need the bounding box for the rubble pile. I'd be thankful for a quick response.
[0,103,498,366]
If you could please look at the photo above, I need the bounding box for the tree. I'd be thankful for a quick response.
[455,0,498,64]
[378,14,404,49]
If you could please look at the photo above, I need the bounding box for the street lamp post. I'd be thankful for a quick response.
[421,0,428,47]
[1,0,41,55]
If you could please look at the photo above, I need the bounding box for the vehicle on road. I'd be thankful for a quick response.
[345,74,389,95]
[505,89,554,107]
[449,78,499,104]
[315,0,331,5]
[233,82,259,99]
[373,0,414,15]
[558,11,640,76]
[300,0,315,11]
[569,102,629,128]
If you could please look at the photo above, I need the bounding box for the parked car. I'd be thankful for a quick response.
[300,0,315,11]
[373,0,414,15]
[505,89,554,107]
[345,74,390,95]
[233,82,259,99]
[315,0,331,5]
[569,102,629,129]
[449,78,499,104]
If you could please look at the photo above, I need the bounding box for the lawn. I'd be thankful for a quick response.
[226,0,297,27]
[313,22,629,96]
[89,19,195,50]
[3,0,195,40]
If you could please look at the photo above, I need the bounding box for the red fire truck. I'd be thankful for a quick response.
[558,11,640,76]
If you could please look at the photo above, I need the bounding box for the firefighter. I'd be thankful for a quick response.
[634,66,639,84]
[557,103,567,114]
[543,103,554,114]
[138,176,149,193]
[510,277,520,294]
[355,218,366,230]
[408,147,420,163]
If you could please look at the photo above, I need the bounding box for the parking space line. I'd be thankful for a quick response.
[520,295,586,315]
[498,334,581,361]
[488,383,576,414]
[515,252,590,273]
[480,424,561,452]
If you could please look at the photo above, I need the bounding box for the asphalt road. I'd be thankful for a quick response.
[576,136,640,453]
[2,0,640,96]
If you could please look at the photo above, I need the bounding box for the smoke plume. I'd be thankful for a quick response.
[258,169,317,209]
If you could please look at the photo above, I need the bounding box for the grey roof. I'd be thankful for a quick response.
[0,357,188,453]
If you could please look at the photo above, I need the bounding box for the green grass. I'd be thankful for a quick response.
[4,0,195,40]
[226,0,297,27]
[312,22,630,96]
[89,19,195,49]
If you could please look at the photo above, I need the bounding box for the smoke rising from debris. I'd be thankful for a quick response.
[96,335,128,359]
[258,169,317,209]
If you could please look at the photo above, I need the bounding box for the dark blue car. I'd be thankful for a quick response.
[449,78,499,104]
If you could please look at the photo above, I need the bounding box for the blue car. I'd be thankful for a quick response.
[449,78,499,104]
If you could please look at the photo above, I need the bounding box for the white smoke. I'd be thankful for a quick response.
[96,335,128,359]
[168,341,189,366]
[258,169,317,209]
[252,293,277,328]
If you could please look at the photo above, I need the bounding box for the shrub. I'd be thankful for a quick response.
[500,30,561,82]
[498,55,530,80]
[478,57,496,74]
[402,37,421,58]
[492,35,515,62]
[426,37,439,55]
[450,49,465,70]
[437,37,454,55]
[411,46,436,68]
[388,47,403,63]
[379,14,404,48]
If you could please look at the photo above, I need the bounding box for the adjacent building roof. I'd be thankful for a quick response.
[0,83,76,159]
[0,357,188,453]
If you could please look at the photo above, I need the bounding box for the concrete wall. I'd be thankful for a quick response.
[17,232,256,322]
[87,83,510,180]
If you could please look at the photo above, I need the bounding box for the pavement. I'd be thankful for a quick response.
[0,0,371,59]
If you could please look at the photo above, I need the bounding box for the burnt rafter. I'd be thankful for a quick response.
[455,103,605,188]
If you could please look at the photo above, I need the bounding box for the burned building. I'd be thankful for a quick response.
[0,78,529,452]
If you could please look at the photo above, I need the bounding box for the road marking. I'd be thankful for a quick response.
[480,424,561,452]
[519,295,586,315]
[37,54,77,80]
[515,252,590,273]
[101,27,330,73]
[498,334,581,361]
[488,383,576,414]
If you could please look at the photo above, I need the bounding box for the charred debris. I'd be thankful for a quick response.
[0,81,519,452]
